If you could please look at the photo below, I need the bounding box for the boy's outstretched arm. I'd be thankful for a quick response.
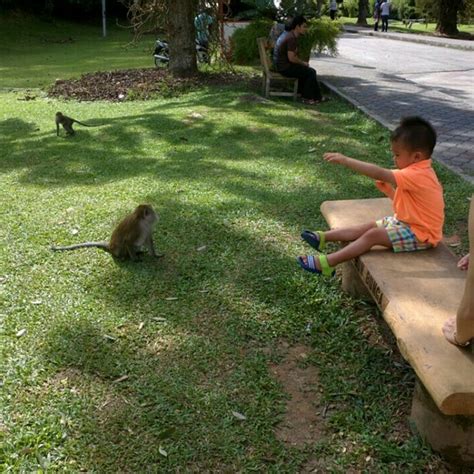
[323,152,395,185]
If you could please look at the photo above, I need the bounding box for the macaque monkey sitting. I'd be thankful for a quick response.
[51,204,164,260]
[55,111,91,136]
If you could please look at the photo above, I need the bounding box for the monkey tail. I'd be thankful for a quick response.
[73,120,91,127]
[51,241,109,252]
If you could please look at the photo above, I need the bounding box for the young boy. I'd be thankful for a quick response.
[298,116,444,276]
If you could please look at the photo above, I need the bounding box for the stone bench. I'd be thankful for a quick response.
[320,197,474,466]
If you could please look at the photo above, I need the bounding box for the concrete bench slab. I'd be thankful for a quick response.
[320,197,474,464]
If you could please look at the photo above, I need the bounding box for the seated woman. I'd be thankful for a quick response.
[273,15,327,105]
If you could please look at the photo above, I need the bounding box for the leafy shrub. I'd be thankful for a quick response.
[340,0,359,17]
[230,19,273,64]
[297,18,341,61]
[231,17,340,64]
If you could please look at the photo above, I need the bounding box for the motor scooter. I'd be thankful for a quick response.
[153,39,209,67]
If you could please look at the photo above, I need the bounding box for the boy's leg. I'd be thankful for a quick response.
[324,222,378,243]
[327,226,392,266]
[299,225,392,270]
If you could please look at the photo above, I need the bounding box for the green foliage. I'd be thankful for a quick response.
[236,0,277,20]
[340,0,359,17]
[297,17,341,60]
[230,19,273,64]
[231,17,340,64]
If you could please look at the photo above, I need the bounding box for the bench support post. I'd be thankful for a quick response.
[410,380,474,466]
[340,261,372,301]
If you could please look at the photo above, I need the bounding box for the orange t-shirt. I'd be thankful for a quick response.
[390,159,444,245]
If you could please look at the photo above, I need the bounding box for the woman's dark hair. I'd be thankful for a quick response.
[288,15,307,31]
[391,116,437,156]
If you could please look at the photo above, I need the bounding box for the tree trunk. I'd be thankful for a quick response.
[357,0,369,25]
[436,0,462,36]
[167,0,198,77]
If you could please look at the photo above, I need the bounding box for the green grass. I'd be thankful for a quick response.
[339,16,474,35]
[1,16,473,472]
[0,15,153,89]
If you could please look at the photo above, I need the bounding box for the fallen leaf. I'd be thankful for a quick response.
[71,228,79,235]
[189,112,204,119]
[32,300,42,305]
[152,317,167,322]
[113,375,129,383]
[103,334,116,341]
[232,411,247,421]
[444,234,461,245]
[308,147,317,153]
[138,322,145,330]
[159,446,168,457]
[197,245,207,252]
[165,297,178,301]
[16,329,27,338]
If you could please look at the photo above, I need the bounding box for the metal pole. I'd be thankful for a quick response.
[102,0,107,37]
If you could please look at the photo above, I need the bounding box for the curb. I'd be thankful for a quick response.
[343,27,474,51]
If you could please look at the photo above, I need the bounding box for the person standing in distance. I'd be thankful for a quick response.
[380,0,390,32]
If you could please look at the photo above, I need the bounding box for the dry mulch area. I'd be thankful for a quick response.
[48,68,259,102]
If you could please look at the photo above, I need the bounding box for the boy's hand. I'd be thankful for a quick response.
[323,152,348,164]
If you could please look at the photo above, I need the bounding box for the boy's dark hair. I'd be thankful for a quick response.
[288,15,307,30]
[391,116,437,156]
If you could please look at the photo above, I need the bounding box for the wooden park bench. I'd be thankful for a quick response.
[321,197,474,466]
[257,37,298,101]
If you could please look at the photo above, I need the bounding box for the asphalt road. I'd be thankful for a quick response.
[313,32,474,181]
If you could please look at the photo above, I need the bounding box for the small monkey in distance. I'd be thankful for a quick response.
[55,112,91,136]
[51,204,164,260]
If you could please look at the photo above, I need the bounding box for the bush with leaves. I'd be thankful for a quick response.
[230,19,273,64]
[231,17,340,64]
[297,17,341,61]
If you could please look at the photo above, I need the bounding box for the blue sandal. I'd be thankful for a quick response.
[297,254,335,277]
[301,230,326,251]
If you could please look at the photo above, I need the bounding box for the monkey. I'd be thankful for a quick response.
[55,112,91,136]
[51,204,164,260]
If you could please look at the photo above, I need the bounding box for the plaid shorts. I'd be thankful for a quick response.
[376,216,432,253]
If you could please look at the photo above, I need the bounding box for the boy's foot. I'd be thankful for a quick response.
[442,317,472,347]
[302,97,329,106]
[301,230,325,251]
[297,254,335,277]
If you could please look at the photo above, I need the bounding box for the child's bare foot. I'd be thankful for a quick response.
[442,317,472,347]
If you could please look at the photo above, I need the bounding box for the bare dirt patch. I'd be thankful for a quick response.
[270,342,326,447]
[47,69,260,102]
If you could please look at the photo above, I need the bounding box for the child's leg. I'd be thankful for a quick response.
[326,226,392,266]
[299,225,392,271]
[324,222,378,243]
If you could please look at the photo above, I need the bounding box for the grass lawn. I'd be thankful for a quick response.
[1,16,473,472]
[339,16,474,36]
[0,15,152,89]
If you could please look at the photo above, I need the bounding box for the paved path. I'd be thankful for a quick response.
[311,28,474,183]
